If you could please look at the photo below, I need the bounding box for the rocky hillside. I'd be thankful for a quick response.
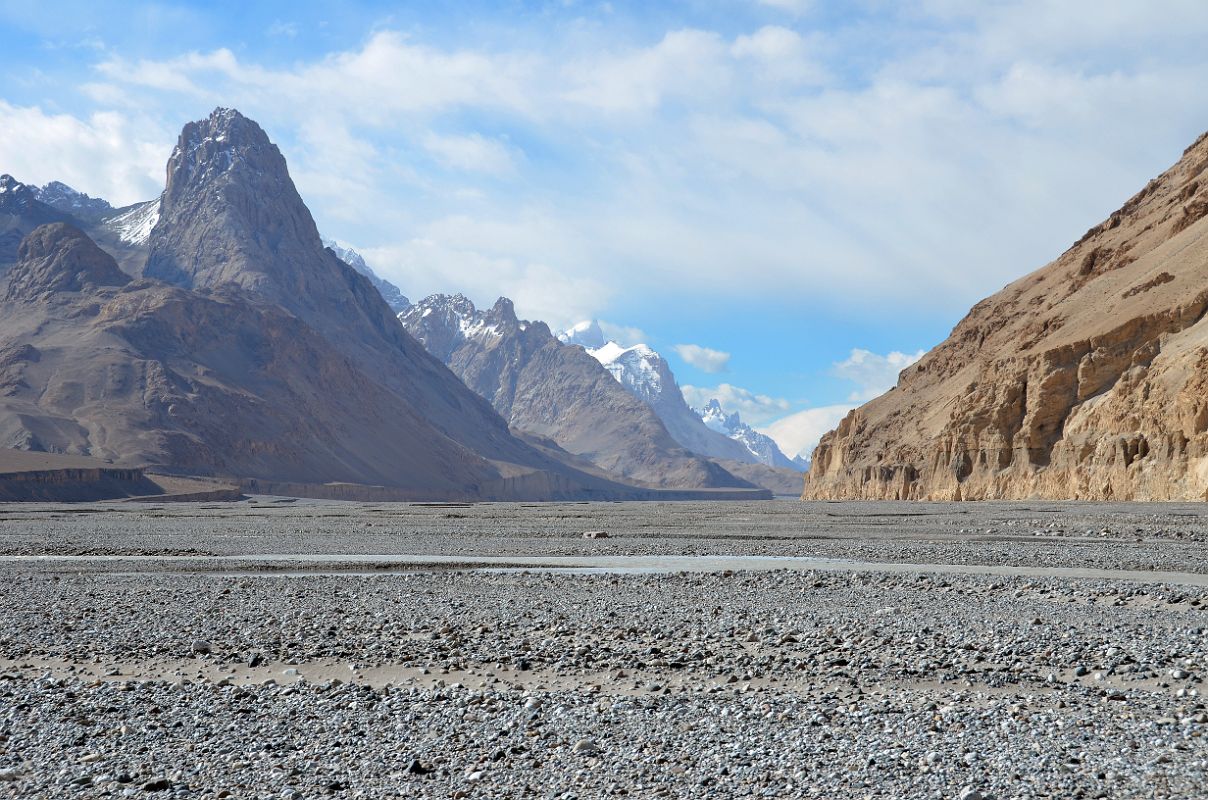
[805,130,1208,500]
[401,295,755,490]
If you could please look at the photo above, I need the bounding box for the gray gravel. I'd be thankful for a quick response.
[0,499,1206,798]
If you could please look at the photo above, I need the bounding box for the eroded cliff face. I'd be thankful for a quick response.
[805,131,1208,501]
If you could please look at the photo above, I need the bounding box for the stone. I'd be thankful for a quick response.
[573,739,601,755]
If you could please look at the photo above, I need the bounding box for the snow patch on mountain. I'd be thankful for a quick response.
[588,342,665,402]
[105,199,161,245]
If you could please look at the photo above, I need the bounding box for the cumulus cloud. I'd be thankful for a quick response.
[0,102,167,205]
[681,383,790,424]
[833,348,925,402]
[62,12,1208,324]
[759,404,853,460]
[674,344,731,373]
[754,346,924,458]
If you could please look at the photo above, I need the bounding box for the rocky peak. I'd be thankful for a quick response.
[0,175,36,211]
[34,181,112,218]
[484,297,522,329]
[4,223,130,301]
[162,107,278,204]
[145,108,353,313]
[697,398,801,470]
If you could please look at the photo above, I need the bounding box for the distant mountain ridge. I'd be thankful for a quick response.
[558,320,803,472]
[400,294,755,490]
[698,399,804,470]
[323,239,410,313]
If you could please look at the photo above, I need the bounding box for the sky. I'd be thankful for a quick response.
[3,1,1208,458]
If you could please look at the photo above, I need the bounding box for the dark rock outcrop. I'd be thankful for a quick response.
[5,223,130,301]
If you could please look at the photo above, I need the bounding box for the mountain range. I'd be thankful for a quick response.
[399,294,764,490]
[805,129,1208,501]
[0,108,769,501]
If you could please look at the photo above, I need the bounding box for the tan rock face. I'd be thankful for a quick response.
[805,130,1208,501]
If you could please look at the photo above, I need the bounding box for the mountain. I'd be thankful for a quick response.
[33,181,113,221]
[0,108,760,500]
[400,295,755,490]
[583,338,754,462]
[0,222,520,495]
[806,129,1208,501]
[698,399,802,470]
[555,320,805,491]
[559,320,607,348]
[0,175,72,270]
[323,239,411,313]
[28,179,409,314]
[22,179,158,274]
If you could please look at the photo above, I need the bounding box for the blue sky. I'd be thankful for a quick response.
[3,1,1208,457]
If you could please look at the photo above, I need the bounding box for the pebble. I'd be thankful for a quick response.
[0,502,1205,799]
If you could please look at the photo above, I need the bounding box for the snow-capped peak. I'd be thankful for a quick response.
[559,319,606,349]
[400,293,505,347]
[586,341,665,403]
[35,181,112,215]
[695,398,803,471]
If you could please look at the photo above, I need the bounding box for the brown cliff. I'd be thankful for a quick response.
[805,130,1208,501]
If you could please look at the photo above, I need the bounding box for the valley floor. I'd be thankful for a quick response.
[1,500,1206,798]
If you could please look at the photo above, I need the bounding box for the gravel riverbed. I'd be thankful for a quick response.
[0,499,1206,798]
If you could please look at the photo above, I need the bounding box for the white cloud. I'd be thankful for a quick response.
[674,344,731,373]
[27,8,1208,350]
[681,383,790,424]
[0,102,167,205]
[361,234,608,332]
[833,348,925,402]
[760,404,853,460]
[730,26,826,85]
[561,29,731,114]
[753,346,925,457]
[422,132,519,175]
[599,321,648,347]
